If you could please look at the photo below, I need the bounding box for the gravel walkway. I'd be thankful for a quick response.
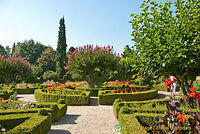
[16,91,181,134]
[16,95,119,134]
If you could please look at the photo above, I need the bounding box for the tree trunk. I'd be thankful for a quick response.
[179,80,188,96]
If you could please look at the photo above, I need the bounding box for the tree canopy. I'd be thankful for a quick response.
[13,39,47,64]
[129,0,200,95]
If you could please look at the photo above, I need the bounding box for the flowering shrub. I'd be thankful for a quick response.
[66,45,120,87]
[0,55,32,84]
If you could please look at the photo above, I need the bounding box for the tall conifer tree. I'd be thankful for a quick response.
[55,17,67,80]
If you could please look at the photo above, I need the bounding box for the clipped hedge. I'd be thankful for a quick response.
[113,97,170,119]
[75,87,102,97]
[118,108,147,134]
[0,90,14,99]
[34,89,90,105]
[12,87,38,94]
[99,88,158,105]
[118,107,191,134]
[0,101,67,122]
[0,113,52,134]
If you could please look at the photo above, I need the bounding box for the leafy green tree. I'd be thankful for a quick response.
[5,46,11,57]
[129,0,200,95]
[55,17,67,80]
[13,39,47,64]
[122,45,131,58]
[43,70,58,81]
[68,46,75,53]
[110,57,136,81]
[36,47,56,72]
[0,44,7,56]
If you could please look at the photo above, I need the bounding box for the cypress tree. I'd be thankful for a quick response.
[55,17,67,80]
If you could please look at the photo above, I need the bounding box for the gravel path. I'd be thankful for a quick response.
[16,91,181,134]
[16,95,119,134]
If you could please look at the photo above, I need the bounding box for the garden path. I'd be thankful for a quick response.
[16,91,181,134]
[17,95,119,134]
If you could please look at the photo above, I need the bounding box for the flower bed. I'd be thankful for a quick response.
[98,87,158,105]
[34,88,90,105]
[75,81,148,97]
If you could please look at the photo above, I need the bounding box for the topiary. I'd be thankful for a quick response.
[38,109,49,116]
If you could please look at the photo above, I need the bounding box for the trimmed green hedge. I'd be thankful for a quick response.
[75,87,101,97]
[1,86,38,94]
[0,113,52,134]
[118,108,147,134]
[113,98,170,119]
[12,87,38,94]
[98,88,158,105]
[0,101,67,122]
[118,107,166,134]
[0,90,14,99]
[117,107,191,134]
[34,89,90,105]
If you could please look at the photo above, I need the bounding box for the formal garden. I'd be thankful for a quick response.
[0,0,199,133]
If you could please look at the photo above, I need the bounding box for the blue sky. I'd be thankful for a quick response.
[0,0,147,54]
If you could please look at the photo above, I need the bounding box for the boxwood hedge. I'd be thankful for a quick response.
[98,88,158,105]
[34,89,90,105]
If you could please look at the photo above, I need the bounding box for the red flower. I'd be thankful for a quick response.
[189,87,196,92]
[196,93,200,100]
[172,78,177,82]
[188,92,195,97]
[164,78,172,88]
[177,113,186,122]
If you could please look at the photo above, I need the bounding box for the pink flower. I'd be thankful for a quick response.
[73,51,76,55]
[68,60,72,64]
[69,55,72,59]
[82,58,84,60]
[64,66,69,69]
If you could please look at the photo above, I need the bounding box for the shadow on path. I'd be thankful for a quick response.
[88,97,99,106]
[52,114,81,125]
[48,129,71,134]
